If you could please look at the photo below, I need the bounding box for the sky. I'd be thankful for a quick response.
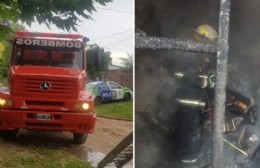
[25,0,134,66]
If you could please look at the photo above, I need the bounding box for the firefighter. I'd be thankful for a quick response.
[193,24,217,43]
[174,24,217,163]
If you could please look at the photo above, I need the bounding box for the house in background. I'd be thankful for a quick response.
[101,57,133,89]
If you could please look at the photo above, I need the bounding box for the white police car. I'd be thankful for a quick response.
[86,81,132,105]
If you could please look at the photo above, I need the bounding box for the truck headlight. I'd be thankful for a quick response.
[82,103,90,110]
[0,99,13,107]
[75,102,92,111]
[0,98,6,106]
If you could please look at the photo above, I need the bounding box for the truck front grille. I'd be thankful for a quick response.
[26,100,64,106]
[13,76,78,99]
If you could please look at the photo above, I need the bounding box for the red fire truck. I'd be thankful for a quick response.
[0,31,96,144]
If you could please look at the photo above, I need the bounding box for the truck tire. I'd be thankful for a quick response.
[94,96,102,105]
[124,93,131,101]
[0,130,18,140]
[73,133,88,144]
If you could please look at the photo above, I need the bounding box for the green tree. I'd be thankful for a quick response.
[0,1,19,40]
[86,45,110,79]
[0,23,25,84]
[120,53,133,71]
[0,0,112,39]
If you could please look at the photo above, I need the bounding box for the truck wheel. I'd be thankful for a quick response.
[94,96,102,105]
[73,133,88,144]
[124,93,131,101]
[0,130,19,140]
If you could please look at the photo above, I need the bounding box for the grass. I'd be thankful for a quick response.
[0,146,92,168]
[95,100,133,120]
[0,77,7,86]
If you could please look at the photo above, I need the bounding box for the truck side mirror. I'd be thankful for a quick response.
[83,37,89,44]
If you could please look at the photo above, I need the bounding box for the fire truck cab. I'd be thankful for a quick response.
[0,31,96,144]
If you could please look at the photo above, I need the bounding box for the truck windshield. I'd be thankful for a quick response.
[12,45,84,69]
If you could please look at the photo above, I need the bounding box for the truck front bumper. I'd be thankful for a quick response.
[0,109,96,134]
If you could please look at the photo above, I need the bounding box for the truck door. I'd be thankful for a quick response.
[98,82,112,101]
[108,82,124,100]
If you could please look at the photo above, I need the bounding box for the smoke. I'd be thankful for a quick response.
[229,3,260,158]
[135,115,164,168]
[135,50,181,167]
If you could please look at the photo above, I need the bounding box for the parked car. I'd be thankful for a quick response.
[86,81,132,105]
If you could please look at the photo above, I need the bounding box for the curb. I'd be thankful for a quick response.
[97,115,133,122]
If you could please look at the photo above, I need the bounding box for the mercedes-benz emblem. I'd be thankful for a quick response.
[40,81,51,91]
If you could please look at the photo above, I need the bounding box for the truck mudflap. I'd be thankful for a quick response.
[0,109,96,134]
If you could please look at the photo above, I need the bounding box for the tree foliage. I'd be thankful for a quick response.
[120,53,133,71]
[0,43,5,58]
[0,0,112,39]
[0,23,25,81]
[17,0,111,31]
[0,1,19,20]
[86,45,110,70]
[86,45,110,79]
[0,0,19,40]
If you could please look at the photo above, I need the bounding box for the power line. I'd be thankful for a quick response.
[96,7,133,14]
[90,32,130,35]
[91,29,132,41]
[103,36,132,47]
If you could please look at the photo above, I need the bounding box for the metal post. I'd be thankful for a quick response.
[211,0,231,167]
[135,36,216,53]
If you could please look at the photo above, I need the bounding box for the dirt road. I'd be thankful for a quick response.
[0,117,133,167]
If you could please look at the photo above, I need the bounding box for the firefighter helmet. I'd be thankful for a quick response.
[193,24,217,43]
